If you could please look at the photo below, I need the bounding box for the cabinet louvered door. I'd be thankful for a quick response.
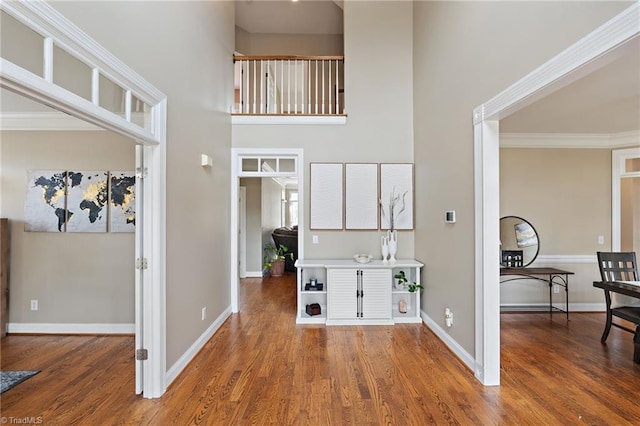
[361,269,392,319]
[327,269,358,320]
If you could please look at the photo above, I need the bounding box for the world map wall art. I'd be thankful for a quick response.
[25,170,136,233]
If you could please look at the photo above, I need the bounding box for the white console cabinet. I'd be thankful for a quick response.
[295,259,424,325]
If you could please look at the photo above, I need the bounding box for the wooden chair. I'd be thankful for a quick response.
[596,252,640,347]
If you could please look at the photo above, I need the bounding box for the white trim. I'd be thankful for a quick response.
[7,323,135,334]
[532,255,597,265]
[612,147,640,251]
[230,148,304,314]
[246,271,264,278]
[473,3,639,389]
[166,306,232,386]
[0,111,150,132]
[500,131,640,149]
[500,303,605,312]
[421,311,475,372]
[232,115,347,125]
[0,112,103,131]
[1,0,168,398]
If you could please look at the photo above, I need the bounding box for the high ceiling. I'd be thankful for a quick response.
[501,40,640,134]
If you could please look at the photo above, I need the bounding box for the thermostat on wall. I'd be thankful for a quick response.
[445,210,456,223]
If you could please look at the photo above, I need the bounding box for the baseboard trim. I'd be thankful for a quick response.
[245,271,263,278]
[7,322,135,334]
[166,306,232,387]
[420,310,475,372]
[500,302,605,312]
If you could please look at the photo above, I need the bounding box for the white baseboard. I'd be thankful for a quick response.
[245,271,263,278]
[500,302,605,312]
[166,306,232,387]
[7,322,135,334]
[420,310,476,372]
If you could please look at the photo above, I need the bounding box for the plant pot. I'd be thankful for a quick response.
[270,260,285,277]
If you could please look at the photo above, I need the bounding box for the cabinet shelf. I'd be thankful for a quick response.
[296,259,423,325]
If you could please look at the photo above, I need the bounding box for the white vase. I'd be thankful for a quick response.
[388,230,397,263]
[381,235,389,263]
[398,299,407,314]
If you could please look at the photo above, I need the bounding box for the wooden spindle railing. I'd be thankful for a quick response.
[233,55,345,116]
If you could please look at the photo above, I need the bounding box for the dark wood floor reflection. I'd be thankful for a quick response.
[2,272,640,424]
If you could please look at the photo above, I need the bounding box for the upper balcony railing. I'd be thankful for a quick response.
[233,55,345,116]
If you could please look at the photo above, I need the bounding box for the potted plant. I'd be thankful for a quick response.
[263,242,294,277]
[394,270,408,290]
[408,282,424,293]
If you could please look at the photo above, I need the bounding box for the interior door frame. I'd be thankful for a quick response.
[473,3,639,386]
[230,148,304,312]
[612,147,640,251]
[0,1,167,398]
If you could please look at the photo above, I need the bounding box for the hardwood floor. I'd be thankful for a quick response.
[2,272,640,425]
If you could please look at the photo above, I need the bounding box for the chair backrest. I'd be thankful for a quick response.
[597,251,639,282]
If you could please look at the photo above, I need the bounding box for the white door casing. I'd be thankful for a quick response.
[473,3,639,387]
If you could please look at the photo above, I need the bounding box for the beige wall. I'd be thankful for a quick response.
[51,1,235,367]
[500,148,611,254]
[233,1,415,260]
[1,131,135,324]
[240,178,263,274]
[412,1,630,353]
[500,148,612,305]
[235,26,343,56]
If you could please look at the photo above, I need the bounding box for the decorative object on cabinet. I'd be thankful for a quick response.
[387,230,398,263]
[380,163,414,230]
[408,282,424,293]
[310,163,344,230]
[398,299,407,314]
[394,270,408,290]
[381,235,389,263]
[263,243,293,277]
[306,303,322,316]
[353,254,373,264]
[345,163,379,230]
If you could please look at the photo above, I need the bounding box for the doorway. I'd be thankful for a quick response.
[230,149,304,313]
[0,2,167,397]
[613,148,640,252]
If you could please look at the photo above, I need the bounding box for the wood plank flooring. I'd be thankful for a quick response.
[2,272,640,425]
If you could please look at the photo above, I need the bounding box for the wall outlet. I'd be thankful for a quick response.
[598,235,604,245]
[30,300,38,311]
[312,235,318,244]
[201,307,207,321]
[554,285,560,294]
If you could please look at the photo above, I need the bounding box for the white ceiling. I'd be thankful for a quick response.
[235,0,343,35]
[500,38,640,134]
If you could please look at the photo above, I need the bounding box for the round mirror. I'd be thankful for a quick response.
[499,216,539,268]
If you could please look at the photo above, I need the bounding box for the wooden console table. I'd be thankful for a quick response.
[500,267,574,319]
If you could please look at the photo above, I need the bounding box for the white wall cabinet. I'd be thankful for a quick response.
[295,259,423,325]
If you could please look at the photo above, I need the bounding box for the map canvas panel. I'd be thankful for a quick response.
[25,170,68,232]
[66,171,108,233]
[109,171,136,233]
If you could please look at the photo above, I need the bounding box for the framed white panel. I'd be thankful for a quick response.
[310,163,343,230]
[380,163,414,230]
[345,163,378,230]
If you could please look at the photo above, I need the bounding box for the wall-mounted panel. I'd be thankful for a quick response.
[345,163,378,230]
[310,163,343,230]
[380,163,414,230]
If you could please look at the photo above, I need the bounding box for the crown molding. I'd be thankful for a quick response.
[0,111,103,131]
[500,130,640,149]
